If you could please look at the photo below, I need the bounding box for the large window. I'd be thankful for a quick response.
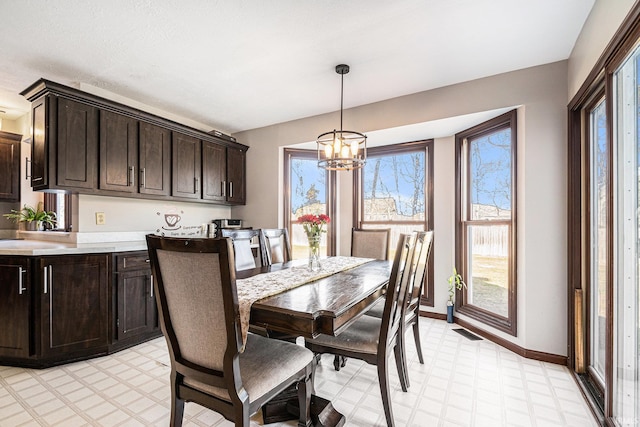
[455,110,517,335]
[283,148,335,259]
[354,140,434,305]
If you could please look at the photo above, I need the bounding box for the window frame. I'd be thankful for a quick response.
[44,192,72,232]
[455,109,518,335]
[283,148,336,256]
[353,140,434,306]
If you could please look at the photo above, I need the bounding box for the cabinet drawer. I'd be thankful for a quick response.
[115,251,150,271]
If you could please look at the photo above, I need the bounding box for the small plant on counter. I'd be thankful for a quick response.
[3,202,57,230]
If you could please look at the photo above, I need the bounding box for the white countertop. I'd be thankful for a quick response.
[0,239,148,256]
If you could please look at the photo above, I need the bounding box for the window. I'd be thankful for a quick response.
[283,148,335,259]
[44,193,72,231]
[455,110,517,335]
[354,140,434,305]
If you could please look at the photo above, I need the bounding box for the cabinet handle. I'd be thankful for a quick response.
[194,177,199,193]
[222,181,226,197]
[229,181,233,198]
[150,274,154,298]
[43,265,49,294]
[18,266,27,295]
[128,166,135,187]
[25,158,31,180]
[140,168,146,188]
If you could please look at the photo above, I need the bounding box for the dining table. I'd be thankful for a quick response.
[235,256,392,427]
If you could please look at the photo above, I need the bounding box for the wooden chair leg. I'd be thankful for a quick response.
[393,341,409,392]
[297,368,313,427]
[412,321,424,364]
[333,355,347,371]
[170,374,185,427]
[377,357,395,427]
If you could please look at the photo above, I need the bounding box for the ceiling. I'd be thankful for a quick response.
[0,0,594,135]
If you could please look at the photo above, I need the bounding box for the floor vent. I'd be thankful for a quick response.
[453,328,483,341]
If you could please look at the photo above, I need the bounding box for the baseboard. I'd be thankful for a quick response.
[419,310,569,365]
[419,310,447,321]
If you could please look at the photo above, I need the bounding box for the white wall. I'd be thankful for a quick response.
[568,0,636,99]
[78,194,230,234]
[234,61,569,356]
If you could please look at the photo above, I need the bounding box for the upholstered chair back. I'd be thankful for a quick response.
[351,228,391,260]
[260,228,292,264]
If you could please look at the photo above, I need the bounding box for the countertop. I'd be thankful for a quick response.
[0,239,148,256]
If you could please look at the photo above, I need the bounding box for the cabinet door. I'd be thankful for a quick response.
[0,132,21,201]
[30,96,48,188]
[202,140,226,202]
[139,122,171,196]
[226,147,246,204]
[117,269,156,340]
[0,258,30,358]
[100,110,138,193]
[56,97,98,189]
[39,255,109,357]
[172,132,201,199]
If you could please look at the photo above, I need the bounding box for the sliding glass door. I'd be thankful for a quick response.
[612,43,640,425]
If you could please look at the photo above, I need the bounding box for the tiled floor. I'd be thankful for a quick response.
[0,318,597,427]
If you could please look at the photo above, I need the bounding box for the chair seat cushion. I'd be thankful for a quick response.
[307,315,381,355]
[184,333,313,403]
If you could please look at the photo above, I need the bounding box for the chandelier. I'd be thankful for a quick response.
[317,64,367,171]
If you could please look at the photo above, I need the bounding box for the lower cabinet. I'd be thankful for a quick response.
[37,255,110,358]
[0,258,30,358]
[112,251,160,347]
[0,251,161,368]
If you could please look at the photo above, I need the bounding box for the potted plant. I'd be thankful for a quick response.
[3,202,57,231]
[447,267,467,323]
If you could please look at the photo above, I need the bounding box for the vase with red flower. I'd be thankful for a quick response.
[297,214,330,272]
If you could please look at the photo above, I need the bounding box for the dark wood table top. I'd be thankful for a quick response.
[237,258,391,339]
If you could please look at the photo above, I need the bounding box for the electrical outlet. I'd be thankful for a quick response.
[96,212,106,225]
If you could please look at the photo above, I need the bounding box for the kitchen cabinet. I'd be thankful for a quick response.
[112,251,159,347]
[226,146,246,204]
[28,94,98,191]
[139,122,171,197]
[21,79,247,205]
[0,258,30,358]
[99,110,138,193]
[172,132,201,199]
[0,131,21,201]
[37,254,109,358]
[202,142,246,204]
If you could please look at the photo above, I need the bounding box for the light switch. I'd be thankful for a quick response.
[96,212,106,225]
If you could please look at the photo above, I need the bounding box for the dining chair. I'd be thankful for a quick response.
[220,229,267,271]
[331,227,392,371]
[351,228,391,260]
[146,235,313,427]
[305,233,416,427]
[260,228,292,264]
[365,231,433,385]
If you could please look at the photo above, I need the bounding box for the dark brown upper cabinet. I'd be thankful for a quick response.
[172,132,201,199]
[99,110,138,193]
[21,79,247,205]
[0,131,22,201]
[226,146,246,204]
[202,140,226,202]
[26,93,98,191]
[202,142,246,204]
[139,122,171,197]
